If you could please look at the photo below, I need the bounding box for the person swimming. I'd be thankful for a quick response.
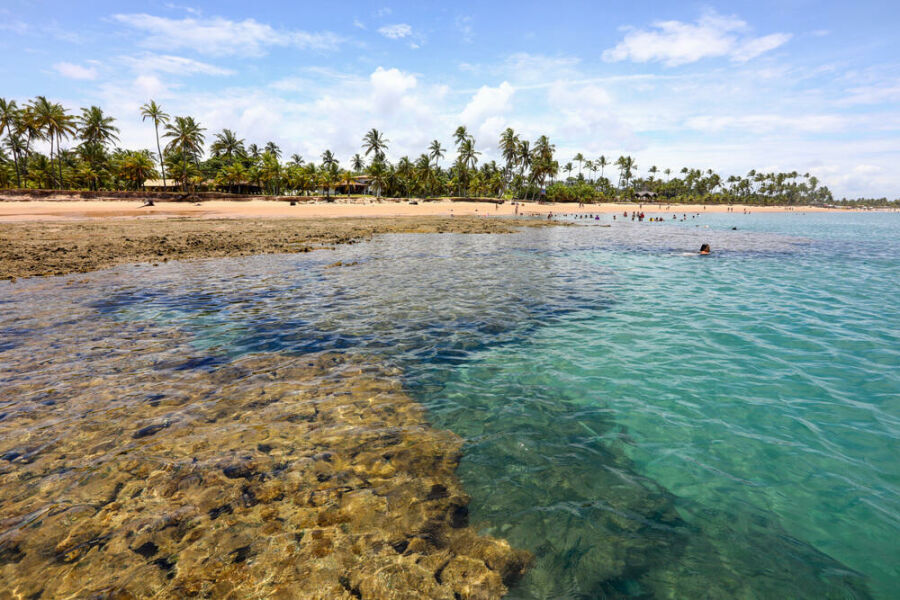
[699,243,711,255]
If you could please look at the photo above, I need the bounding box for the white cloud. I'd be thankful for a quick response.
[685,113,848,134]
[603,11,791,66]
[112,13,342,57]
[460,82,514,127]
[732,33,793,63]
[53,62,98,80]
[370,66,418,114]
[840,81,900,105]
[378,23,412,39]
[120,54,234,76]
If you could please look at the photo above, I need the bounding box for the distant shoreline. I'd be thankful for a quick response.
[0,197,863,223]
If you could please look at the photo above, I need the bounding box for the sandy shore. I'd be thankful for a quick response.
[0,216,558,280]
[0,198,845,222]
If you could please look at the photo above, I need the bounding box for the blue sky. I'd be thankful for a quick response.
[1,0,898,197]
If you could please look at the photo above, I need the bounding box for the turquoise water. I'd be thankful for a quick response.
[2,211,897,598]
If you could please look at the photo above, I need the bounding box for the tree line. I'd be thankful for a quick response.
[2,96,892,206]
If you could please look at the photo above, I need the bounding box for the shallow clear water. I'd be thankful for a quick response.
[1,211,897,598]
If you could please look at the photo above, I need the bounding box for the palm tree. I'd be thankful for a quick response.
[321,149,338,197]
[290,153,304,166]
[396,156,413,199]
[415,153,437,198]
[32,97,77,187]
[78,106,119,148]
[453,126,470,147]
[141,101,170,187]
[163,115,205,191]
[351,153,365,173]
[264,141,281,159]
[573,152,584,178]
[428,139,445,168]
[366,158,387,199]
[0,99,23,187]
[664,168,671,182]
[339,169,354,198]
[597,155,608,180]
[564,162,573,179]
[457,137,480,197]
[499,127,519,194]
[210,129,245,161]
[362,128,388,161]
[116,150,158,190]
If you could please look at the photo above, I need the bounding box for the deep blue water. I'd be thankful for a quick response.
[1,211,897,598]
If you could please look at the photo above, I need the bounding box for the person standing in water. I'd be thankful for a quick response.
[699,243,711,255]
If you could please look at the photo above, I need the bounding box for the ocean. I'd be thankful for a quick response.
[1,210,897,598]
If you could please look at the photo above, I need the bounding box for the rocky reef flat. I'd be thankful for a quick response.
[0,311,530,599]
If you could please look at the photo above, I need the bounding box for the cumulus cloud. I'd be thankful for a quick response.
[120,53,234,76]
[112,13,342,57]
[460,82,514,127]
[378,23,412,39]
[603,11,791,66]
[53,62,98,80]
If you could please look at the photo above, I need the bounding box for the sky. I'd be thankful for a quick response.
[1,0,899,198]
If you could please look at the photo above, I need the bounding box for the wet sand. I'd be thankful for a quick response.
[0,216,557,280]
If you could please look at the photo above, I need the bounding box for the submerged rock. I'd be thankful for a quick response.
[0,349,531,599]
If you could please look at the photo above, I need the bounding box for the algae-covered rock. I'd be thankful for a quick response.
[0,344,531,599]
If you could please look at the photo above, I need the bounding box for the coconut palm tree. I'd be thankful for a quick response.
[351,153,365,173]
[321,149,338,197]
[597,155,608,180]
[453,126,470,147]
[116,150,158,190]
[573,152,584,178]
[499,127,519,192]
[140,100,170,187]
[210,129,246,161]
[415,153,437,198]
[362,128,389,161]
[0,99,22,187]
[366,158,387,199]
[428,139,445,168]
[457,137,480,197]
[264,141,281,159]
[396,156,414,199]
[78,106,119,148]
[32,97,77,187]
[163,115,205,191]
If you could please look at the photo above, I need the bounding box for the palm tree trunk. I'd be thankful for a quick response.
[56,133,64,188]
[155,123,167,187]
[4,123,21,187]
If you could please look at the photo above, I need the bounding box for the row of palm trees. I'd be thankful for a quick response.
[0,95,839,204]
